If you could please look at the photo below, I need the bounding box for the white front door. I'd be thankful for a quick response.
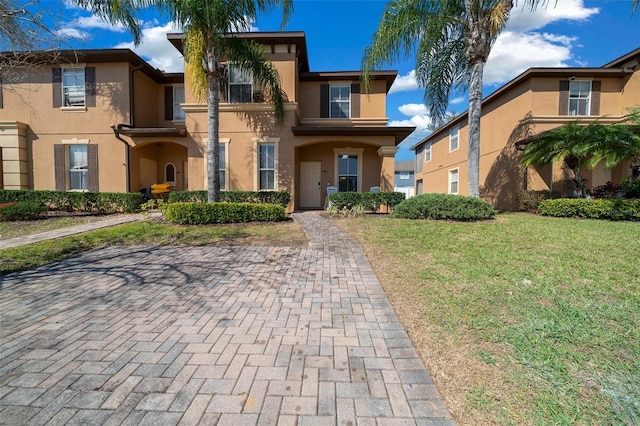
[300,161,322,209]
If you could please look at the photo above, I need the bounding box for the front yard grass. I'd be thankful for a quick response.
[336,212,640,425]
[0,219,308,275]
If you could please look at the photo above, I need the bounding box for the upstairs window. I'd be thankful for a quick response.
[449,126,459,152]
[173,85,185,120]
[229,65,253,103]
[425,142,432,162]
[330,85,350,118]
[62,68,85,107]
[569,80,591,116]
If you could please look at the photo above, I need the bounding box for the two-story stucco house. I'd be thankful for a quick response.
[411,47,640,211]
[0,31,414,211]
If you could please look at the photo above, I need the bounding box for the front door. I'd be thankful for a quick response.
[300,161,322,209]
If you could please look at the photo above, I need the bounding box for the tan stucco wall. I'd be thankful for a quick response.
[415,70,640,211]
[298,80,387,119]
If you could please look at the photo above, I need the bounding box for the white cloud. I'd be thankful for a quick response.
[450,96,465,105]
[398,103,428,117]
[115,22,184,73]
[484,31,575,85]
[389,70,419,94]
[507,0,599,32]
[72,14,127,32]
[482,0,598,86]
[57,27,89,40]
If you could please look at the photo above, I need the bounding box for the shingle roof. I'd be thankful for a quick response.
[395,161,414,173]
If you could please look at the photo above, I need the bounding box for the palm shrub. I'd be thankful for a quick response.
[390,193,497,221]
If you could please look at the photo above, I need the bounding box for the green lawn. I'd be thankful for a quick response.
[0,219,308,275]
[337,212,640,425]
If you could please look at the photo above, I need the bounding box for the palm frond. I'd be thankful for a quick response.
[224,36,286,122]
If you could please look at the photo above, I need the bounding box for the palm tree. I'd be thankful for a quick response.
[158,0,292,202]
[519,120,640,197]
[363,0,519,198]
[363,0,639,199]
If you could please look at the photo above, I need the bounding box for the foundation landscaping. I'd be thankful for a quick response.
[1,188,639,424]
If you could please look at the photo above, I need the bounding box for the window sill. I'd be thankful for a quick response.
[61,106,87,113]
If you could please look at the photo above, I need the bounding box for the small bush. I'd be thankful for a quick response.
[620,178,640,199]
[0,201,47,221]
[326,191,405,213]
[164,202,286,225]
[591,182,623,199]
[390,193,497,221]
[538,198,640,221]
[168,190,291,208]
[0,190,145,213]
[515,190,560,213]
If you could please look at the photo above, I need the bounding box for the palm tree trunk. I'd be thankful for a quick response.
[207,73,220,202]
[467,59,483,198]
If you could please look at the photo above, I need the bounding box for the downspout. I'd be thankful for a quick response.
[111,64,144,193]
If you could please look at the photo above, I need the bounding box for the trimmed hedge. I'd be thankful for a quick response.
[538,198,640,221]
[515,190,561,213]
[0,201,47,221]
[0,190,145,213]
[326,192,406,212]
[168,190,291,208]
[164,202,286,225]
[390,193,497,221]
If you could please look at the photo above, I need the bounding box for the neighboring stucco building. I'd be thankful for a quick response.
[394,160,415,198]
[412,47,640,211]
[0,32,413,211]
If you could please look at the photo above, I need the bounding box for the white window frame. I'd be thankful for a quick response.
[569,80,591,116]
[164,162,176,185]
[329,84,351,119]
[67,144,88,191]
[425,142,432,163]
[62,67,86,108]
[173,85,185,121]
[449,168,459,194]
[449,126,459,152]
[219,142,227,191]
[253,137,279,191]
[228,64,253,103]
[333,148,363,192]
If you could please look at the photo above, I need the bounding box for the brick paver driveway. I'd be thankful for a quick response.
[0,212,452,425]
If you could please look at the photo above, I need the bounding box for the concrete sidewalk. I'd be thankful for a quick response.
[0,214,146,249]
[0,211,453,425]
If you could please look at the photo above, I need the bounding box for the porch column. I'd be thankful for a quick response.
[0,121,29,189]
[377,146,398,192]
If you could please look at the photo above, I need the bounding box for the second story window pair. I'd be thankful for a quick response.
[229,64,253,103]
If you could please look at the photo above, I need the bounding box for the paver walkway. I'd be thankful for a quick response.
[0,212,453,425]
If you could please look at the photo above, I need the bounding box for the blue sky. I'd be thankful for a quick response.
[55,0,640,161]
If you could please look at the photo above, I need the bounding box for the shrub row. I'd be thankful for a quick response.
[390,193,497,221]
[0,202,47,221]
[168,190,291,208]
[164,202,286,225]
[326,192,406,212]
[515,190,561,213]
[538,198,640,221]
[0,190,145,213]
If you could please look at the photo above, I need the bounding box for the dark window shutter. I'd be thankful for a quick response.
[558,80,569,115]
[54,144,66,190]
[85,67,96,107]
[591,81,601,116]
[164,86,173,120]
[88,144,99,192]
[320,84,329,118]
[351,84,360,118]
[52,68,62,108]
[0,76,3,108]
